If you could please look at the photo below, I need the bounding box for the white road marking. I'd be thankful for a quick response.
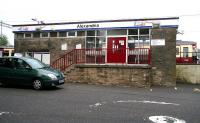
[89,102,106,108]
[149,116,186,123]
[89,100,179,109]
[0,112,10,116]
[116,100,179,106]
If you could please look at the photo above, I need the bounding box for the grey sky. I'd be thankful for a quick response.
[1,0,200,47]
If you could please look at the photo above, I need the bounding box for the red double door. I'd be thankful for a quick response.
[107,37,126,63]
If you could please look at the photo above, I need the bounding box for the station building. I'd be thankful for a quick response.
[13,17,179,87]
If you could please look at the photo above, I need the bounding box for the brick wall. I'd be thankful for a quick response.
[65,65,151,87]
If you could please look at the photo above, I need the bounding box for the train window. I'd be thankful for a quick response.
[176,48,179,55]
[183,47,188,58]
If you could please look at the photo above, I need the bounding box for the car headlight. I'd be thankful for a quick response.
[47,74,57,80]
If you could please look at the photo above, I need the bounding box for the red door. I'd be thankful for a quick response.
[107,37,126,63]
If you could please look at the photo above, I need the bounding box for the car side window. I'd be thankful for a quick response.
[5,58,14,68]
[14,58,30,69]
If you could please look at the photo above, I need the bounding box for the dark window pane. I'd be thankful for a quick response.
[33,32,40,38]
[139,29,149,35]
[183,47,188,58]
[87,31,95,36]
[59,32,67,37]
[128,29,138,35]
[25,33,32,38]
[41,32,49,37]
[50,32,57,37]
[77,31,85,36]
[15,33,24,38]
[68,31,76,37]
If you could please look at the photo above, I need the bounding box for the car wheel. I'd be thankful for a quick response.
[33,79,43,90]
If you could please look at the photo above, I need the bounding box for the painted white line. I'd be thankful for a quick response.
[0,112,10,116]
[89,100,179,109]
[89,102,106,108]
[116,100,179,106]
[149,116,186,123]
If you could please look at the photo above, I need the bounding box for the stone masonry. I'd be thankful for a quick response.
[14,37,85,64]
[65,65,151,87]
[151,28,177,86]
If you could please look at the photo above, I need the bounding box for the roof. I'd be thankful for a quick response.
[176,40,197,45]
[12,17,179,27]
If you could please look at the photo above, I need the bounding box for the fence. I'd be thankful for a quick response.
[51,48,151,71]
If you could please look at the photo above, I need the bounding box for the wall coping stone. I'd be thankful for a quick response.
[75,64,151,69]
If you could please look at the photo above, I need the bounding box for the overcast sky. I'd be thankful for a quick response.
[1,0,200,47]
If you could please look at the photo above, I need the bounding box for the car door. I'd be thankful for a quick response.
[12,58,34,85]
[0,58,15,84]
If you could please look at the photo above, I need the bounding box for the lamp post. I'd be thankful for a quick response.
[31,18,45,24]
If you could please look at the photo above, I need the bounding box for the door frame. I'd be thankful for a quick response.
[106,36,127,63]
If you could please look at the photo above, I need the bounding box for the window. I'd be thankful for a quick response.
[96,30,106,36]
[15,33,24,38]
[41,32,49,38]
[68,31,77,37]
[96,37,106,48]
[33,32,40,38]
[77,31,85,36]
[107,29,127,35]
[0,58,13,68]
[50,32,57,37]
[59,32,67,37]
[128,36,138,49]
[176,48,179,55]
[25,33,32,38]
[86,31,95,36]
[85,30,106,49]
[183,47,188,58]
[138,36,150,48]
[139,29,149,35]
[128,29,138,35]
[13,58,30,69]
[86,37,95,49]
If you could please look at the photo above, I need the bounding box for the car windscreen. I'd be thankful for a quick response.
[25,58,48,69]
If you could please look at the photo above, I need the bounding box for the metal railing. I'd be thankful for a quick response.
[51,48,151,71]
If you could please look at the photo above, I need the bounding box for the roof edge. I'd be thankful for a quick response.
[12,17,179,27]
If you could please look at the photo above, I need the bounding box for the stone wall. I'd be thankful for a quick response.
[151,28,177,86]
[65,65,151,87]
[14,37,85,64]
[176,65,200,84]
